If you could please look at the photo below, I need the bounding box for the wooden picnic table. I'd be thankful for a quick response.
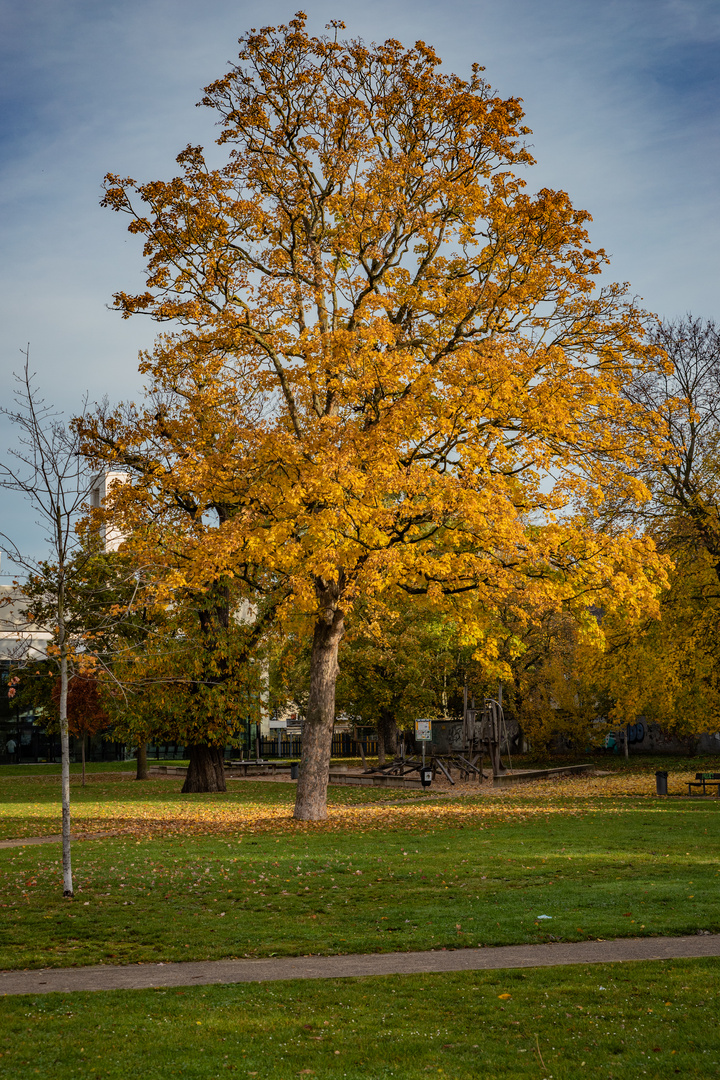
[687,772,720,796]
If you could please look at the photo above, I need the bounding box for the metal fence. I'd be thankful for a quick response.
[147,731,378,761]
[253,732,377,759]
[0,721,377,766]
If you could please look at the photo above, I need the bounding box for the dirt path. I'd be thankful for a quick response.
[1,934,718,997]
[0,771,134,783]
[0,831,119,849]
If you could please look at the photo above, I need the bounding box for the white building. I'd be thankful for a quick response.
[0,585,52,660]
[89,470,128,552]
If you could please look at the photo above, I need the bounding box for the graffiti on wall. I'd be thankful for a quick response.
[604,720,720,754]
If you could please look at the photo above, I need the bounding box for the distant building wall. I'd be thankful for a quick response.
[234,599,270,736]
[89,471,128,552]
[0,585,52,660]
[609,719,720,755]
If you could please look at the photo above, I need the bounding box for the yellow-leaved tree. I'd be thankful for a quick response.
[585,317,720,747]
[83,15,666,817]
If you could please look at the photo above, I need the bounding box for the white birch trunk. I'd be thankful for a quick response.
[58,593,73,897]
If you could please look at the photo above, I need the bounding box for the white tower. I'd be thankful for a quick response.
[89,471,128,552]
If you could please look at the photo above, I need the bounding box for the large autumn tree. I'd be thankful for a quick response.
[84,15,665,818]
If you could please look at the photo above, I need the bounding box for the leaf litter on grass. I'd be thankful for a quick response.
[1,778,718,974]
[1,765,718,843]
[0,787,581,841]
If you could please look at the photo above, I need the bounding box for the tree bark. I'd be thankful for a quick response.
[377,708,397,767]
[294,582,345,821]
[181,744,227,792]
[81,735,86,788]
[136,742,149,780]
[58,610,73,897]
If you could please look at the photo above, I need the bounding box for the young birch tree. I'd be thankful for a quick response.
[0,357,97,896]
[84,16,667,819]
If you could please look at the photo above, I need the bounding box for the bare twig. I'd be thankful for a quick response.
[534,1033,547,1072]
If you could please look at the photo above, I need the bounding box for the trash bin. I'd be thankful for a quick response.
[420,767,433,788]
[655,770,668,796]
[290,762,300,780]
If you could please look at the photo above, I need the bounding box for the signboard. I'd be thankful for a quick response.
[415,719,433,742]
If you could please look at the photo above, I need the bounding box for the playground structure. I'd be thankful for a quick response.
[363,685,513,786]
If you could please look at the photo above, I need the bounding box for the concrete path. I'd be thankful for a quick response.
[2,935,719,997]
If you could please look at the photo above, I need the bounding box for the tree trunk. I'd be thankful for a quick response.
[81,735,86,788]
[136,742,149,780]
[59,639,73,897]
[181,744,226,793]
[377,709,397,766]
[294,585,345,821]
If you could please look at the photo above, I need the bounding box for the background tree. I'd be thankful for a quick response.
[590,545,720,749]
[337,603,451,762]
[502,612,607,752]
[626,317,720,562]
[278,598,460,763]
[8,655,112,783]
[82,371,279,791]
[50,661,110,786]
[101,583,269,791]
[588,316,720,746]
[84,16,666,820]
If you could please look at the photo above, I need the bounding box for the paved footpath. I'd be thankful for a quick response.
[1,935,719,997]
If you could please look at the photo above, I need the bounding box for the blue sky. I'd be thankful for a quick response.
[1,0,719,569]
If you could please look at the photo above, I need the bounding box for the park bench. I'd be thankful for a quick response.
[226,760,293,776]
[687,772,720,796]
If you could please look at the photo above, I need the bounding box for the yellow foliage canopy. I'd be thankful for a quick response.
[83,16,668,816]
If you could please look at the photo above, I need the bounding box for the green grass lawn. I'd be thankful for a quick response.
[1,763,719,1077]
[1,765,718,969]
[0,959,718,1078]
[0,772,426,841]
[0,760,137,777]
[0,756,375,778]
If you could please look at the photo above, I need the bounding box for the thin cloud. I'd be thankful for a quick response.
[1,0,718,561]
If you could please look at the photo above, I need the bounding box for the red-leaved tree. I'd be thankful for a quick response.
[52,670,110,786]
